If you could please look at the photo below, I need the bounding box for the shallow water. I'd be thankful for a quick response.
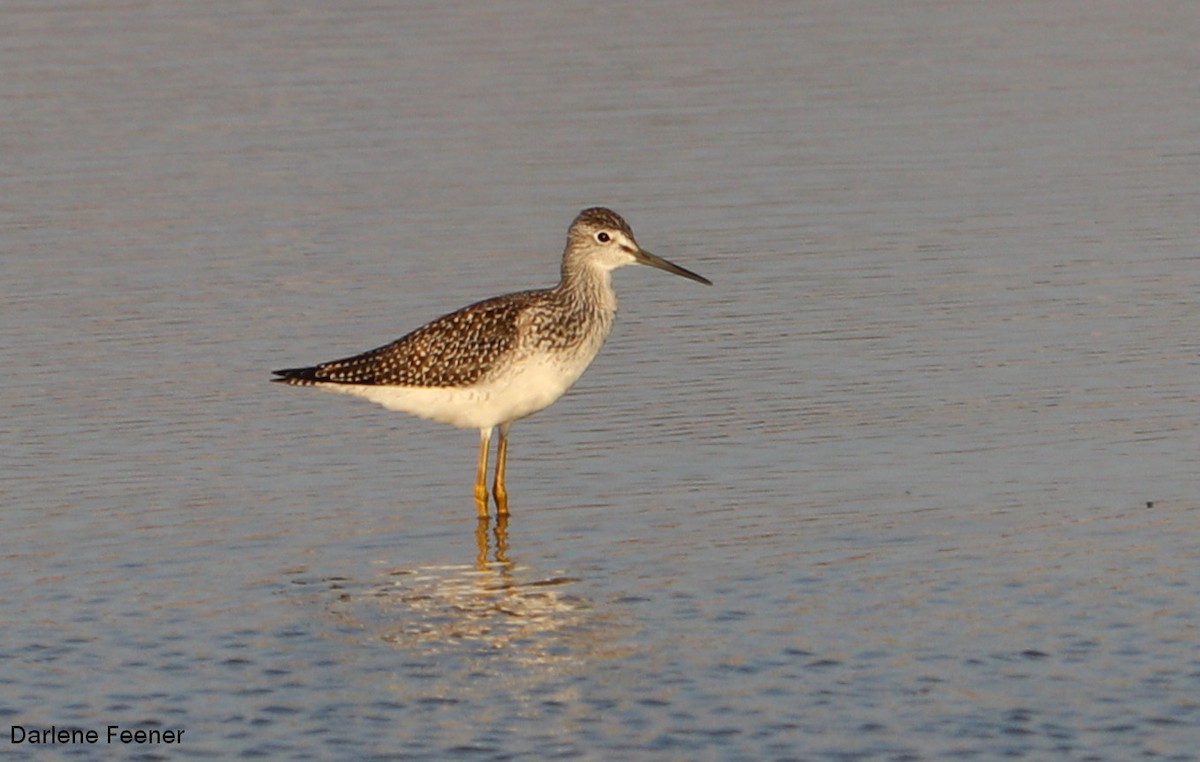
[3,1,1199,759]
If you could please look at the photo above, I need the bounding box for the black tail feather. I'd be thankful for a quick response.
[271,366,323,385]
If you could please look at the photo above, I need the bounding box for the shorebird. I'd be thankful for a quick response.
[272,207,711,517]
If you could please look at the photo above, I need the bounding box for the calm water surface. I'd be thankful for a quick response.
[3,1,1198,759]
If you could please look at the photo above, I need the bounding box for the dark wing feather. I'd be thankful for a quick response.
[273,292,540,388]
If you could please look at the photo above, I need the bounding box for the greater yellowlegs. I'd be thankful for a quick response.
[272,207,711,517]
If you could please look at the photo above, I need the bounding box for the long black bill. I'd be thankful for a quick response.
[634,248,712,286]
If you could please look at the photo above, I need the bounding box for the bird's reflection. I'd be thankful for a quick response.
[475,513,510,570]
[324,509,599,660]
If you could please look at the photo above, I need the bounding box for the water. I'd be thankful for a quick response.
[3,1,1198,759]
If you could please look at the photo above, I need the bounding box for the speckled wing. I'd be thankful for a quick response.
[272,292,537,389]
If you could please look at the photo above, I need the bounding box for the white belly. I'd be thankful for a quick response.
[311,349,597,430]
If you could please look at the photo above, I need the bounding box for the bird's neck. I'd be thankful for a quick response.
[557,262,618,318]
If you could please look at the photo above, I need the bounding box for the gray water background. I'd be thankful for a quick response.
[3,1,1198,759]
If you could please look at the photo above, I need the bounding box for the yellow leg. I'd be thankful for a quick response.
[492,422,511,516]
[474,428,491,518]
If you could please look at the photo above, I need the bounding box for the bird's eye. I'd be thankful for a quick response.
[595,231,611,243]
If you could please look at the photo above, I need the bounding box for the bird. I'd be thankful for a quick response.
[272,207,711,518]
